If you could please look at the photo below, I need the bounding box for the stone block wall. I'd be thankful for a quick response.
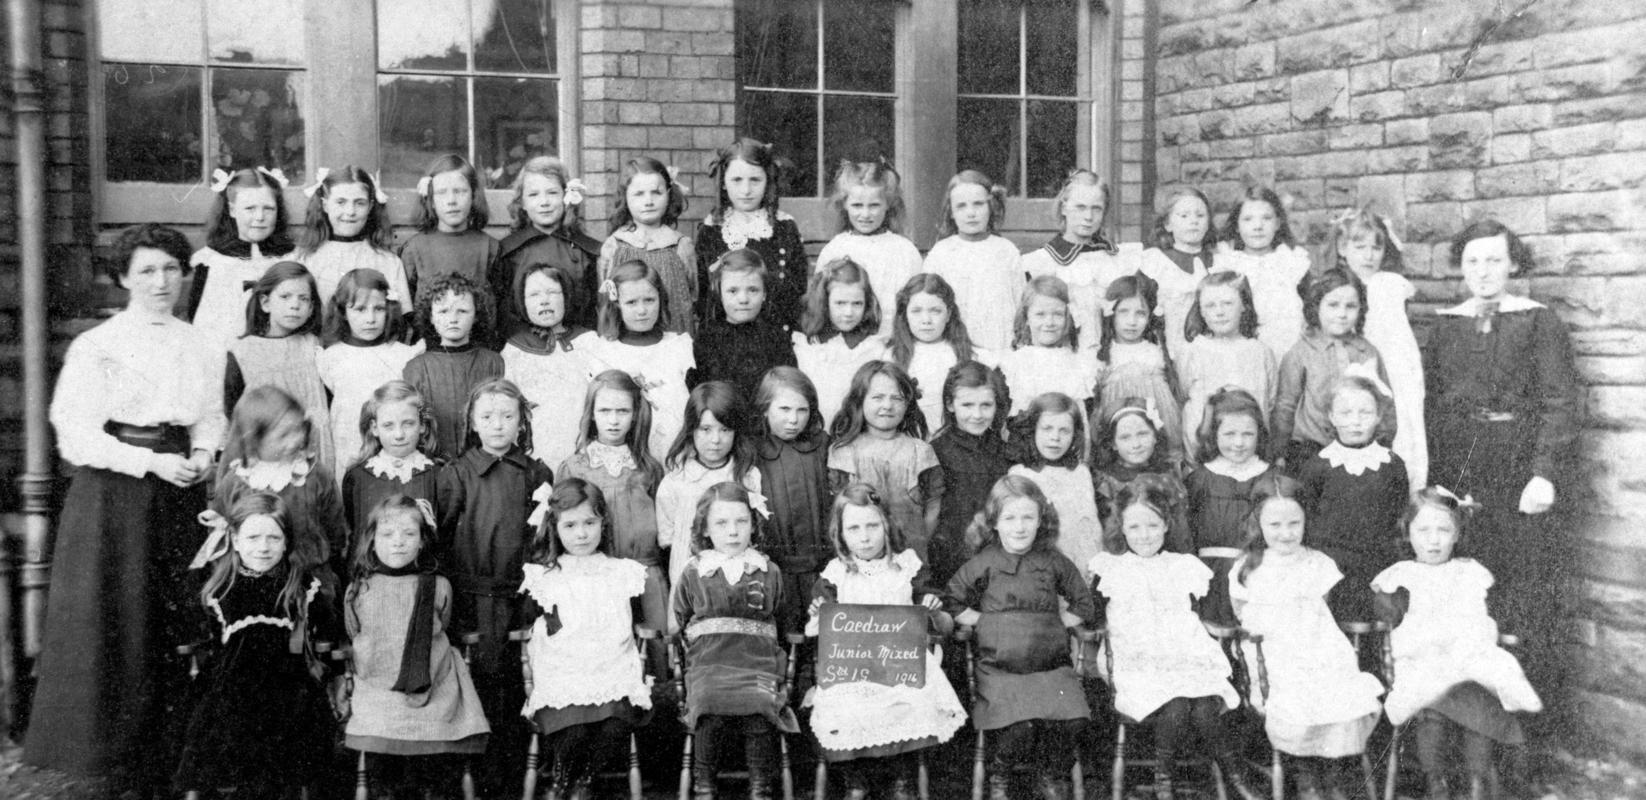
[1148,0,1646,755]
[0,0,94,508]
[577,0,738,238]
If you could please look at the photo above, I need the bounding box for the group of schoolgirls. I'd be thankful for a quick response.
[161,138,1555,800]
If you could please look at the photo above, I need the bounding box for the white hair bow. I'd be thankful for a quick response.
[1432,485,1481,511]
[564,178,587,207]
[1341,360,1394,399]
[189,510,230,570]
[370,171,389,204]
[1111,398,1164,430]
[526,482,554,529]
[257,166,290,188]
[416,175,432,197]
[303,167,331,198]
[415,498,437,528]
[209,169,234,194]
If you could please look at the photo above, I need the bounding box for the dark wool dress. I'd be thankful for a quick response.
[403,342,506,460]
[672,556,797,732]
[754,430,834,631]
[929,428,1015,586]
[435,445,554,794]
[213,458,351,579]
[1423,300,1578,641]
[695,214,808,330]
[493,226,602,334]
[1184,463,1283,626]
[1298,445,1409,623]
[173,571,335,792]
[943,546,1098,730]
[402,229,500,302]
[341,454,443,534]
[690,316,798,401]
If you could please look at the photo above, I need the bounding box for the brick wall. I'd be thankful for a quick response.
[1114,0,1152,242]
[1148,0,1646,755]
[0,0,94,508]
[578,0,738,239]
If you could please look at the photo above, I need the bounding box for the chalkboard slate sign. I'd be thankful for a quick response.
[815,603,927,689]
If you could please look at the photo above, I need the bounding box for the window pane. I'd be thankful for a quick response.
[823,0,893,93]
[475,77,559,189]
[98,0,202,63]
[957,0,1018,95]
[1025,100,1077,198]
[956,97,1019,194]
[736,0,817,90]
[104,63,203,183]
[739,90,817,197]
[207,0,304,64]
[211,68,305,176]
[378,0,470,71]
[379,75,467,187]
[473,0,556,74]
[823,95,894,180]
[1025,0,1077,97]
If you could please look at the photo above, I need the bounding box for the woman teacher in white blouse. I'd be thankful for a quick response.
[25,223,226,793]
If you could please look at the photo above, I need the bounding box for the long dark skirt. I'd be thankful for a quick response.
[24,466,206,786]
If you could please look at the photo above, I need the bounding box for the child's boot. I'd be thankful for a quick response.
[987,772,1013,800]
[566,773,594,800]
[747,770,775,800]
[1217,755,1266,800]
[889,770,918,800]
[692,771,718,800]
[1037,769,1074,800]
[1423,772,1449,800]
[1292,757,1324,800]
[1468,767,1501,800]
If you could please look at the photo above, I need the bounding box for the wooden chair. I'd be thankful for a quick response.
[669,631,800,800]
[956,623,1101,800]
[1106,622,1245,800]
[516,625,659,800]
[1380,632,1524,800]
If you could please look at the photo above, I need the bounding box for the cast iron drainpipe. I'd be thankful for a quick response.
[8,0,53,736]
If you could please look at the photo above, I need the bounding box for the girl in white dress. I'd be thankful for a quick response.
[1138,186,1217,360]
[1090,481,1255,800]
[922,170,1024,352]
[815,161,922,337]
[1229,475,1384,800]
[296,166,411,311]
[794,258,889,426]
[1324,207,1427,488]
[500,263,593,471]
[1372,488,1541,800]
[804,483,966,798]
[998,276,1100,426]
[519,478,656,798]
[885,274,995,435]
[189,167,296,349]
[318,268,421,478]
[1178,271,1278,457]
[1213,186,1310,359]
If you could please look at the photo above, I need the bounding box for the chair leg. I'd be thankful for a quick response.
[356,750,370,800]
[919,750,930,800]
[814,756,828,800]
[780,733,795,800]
[463,758,477,800]
[1361,752,1377,800]
[972,728,987,800]
[679,732,695,800]
[523,733,540,800]
[629,733,644,800]
[1210,758,1229,800]
[184,792,200,800]
[1384,726,1401,800]
[1111,724,1126,800]
[1272,748,1284,800]
[1073,758,1085,800]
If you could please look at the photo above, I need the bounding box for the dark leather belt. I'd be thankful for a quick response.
[103,421,191,454]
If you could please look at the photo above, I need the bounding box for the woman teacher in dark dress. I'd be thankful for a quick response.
[25,223,226,794]
[1422,219,1579,685]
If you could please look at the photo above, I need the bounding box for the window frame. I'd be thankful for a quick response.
[735,0,1118,249]
[89,0,581,230]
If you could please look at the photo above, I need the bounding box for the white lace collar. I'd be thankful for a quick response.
[585,442,638,477]
[853,548,921,577]
[678,458,731,483]
[1319,440,1392,476]
[716,209,775,251]
[556,552,611,575]
[613,224,684,250]
[1203,456,1270,481]
[1436,295,1543,316]
[234,458,311,491]
[696,547,770,584]
[365,451,434,482]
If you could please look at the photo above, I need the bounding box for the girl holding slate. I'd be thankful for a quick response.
[804,483,967,800]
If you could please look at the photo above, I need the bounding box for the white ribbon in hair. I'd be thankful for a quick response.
[1110,397,1164,430]
[599,278,619,303]
[303,167,331,198]
[189,509,230,570]
[257,166,290,189]
[526,482,554,529]
[564,178,587,207]
[370,171,389,204]
[209,169,234,194]
[1341,360,1394,399]
[1433,484,1481,511]
[748,489,771,521]
[415,498,437,528]
[416,175,432,197]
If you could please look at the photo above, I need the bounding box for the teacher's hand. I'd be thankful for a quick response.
[151,453,201,488]
[1518,475,1555,515]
